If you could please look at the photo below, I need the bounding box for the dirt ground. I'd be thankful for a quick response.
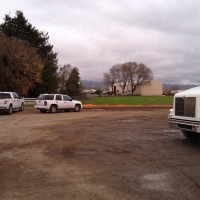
[1,107,200,200]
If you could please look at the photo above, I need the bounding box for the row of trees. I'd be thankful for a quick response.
[58,64,80,96]
[0,11,153,97]
[104,62,153,95]
[0,11,80,97]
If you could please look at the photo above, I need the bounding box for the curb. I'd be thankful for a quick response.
[82,104,172,109]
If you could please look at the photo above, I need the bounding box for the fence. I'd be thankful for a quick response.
[23,95,89,105]
[24,98,36,105]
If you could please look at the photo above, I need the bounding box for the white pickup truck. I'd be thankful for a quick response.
[0,92,24,115]
[168,86,200,140]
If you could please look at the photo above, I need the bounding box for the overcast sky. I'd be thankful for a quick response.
[1,0,200,84]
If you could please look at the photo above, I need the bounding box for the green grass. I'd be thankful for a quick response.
[82,96,173,105]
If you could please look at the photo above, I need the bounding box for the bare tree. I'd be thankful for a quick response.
[104,61,153,95]
[130,63,153,95]
[103,73,112,90]
[103,65,118,94]
[58,64,72,93]
[125,62,138,95]
[116,63,130,94]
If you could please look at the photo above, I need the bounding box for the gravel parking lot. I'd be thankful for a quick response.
[1,107,200,200]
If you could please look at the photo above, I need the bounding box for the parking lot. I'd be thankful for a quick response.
[1,107,200,200]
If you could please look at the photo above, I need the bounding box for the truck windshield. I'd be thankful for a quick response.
[0,93,11,99]
[37,94,54,100]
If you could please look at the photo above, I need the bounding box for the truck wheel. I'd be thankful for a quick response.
[74,104,81,112]
[50,105,57,113]
[182,130,200,140]
[19,103,24,111]
[7,105,13,115]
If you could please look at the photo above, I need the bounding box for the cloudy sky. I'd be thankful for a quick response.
[1,0,200,84]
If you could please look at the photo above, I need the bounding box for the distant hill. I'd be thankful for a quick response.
[81,80,200,91]
[163,84,200,90]
[81,80,107,89]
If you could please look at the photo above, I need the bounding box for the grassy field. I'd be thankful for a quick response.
[82,96,173,105]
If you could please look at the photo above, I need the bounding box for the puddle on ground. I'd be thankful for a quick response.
[140,172,172,191]
[118,119,138,123]
[162,129,178,133]
[143,173,168,181]
[90,109,106,111]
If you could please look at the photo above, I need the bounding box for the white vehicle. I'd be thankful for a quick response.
[34,94,82,113]
[0,92,24,115]
[168,86,200,140]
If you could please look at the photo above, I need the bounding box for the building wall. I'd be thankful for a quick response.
[141,80,163,96]
[111,84,141,95]
[109,80,163,96]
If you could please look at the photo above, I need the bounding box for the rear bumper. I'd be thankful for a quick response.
[34,105,48,110]
[0,106,8,111]
[169,118,200,133]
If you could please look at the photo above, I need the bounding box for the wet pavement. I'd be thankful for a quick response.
[0,108,200,200]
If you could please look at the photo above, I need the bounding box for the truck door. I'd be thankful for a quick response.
[55,95,64,109]
[12,93,21,108]
[63,95,73,109]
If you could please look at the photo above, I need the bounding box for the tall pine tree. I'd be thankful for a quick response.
[65,67,80,96]
[0,11,58,97]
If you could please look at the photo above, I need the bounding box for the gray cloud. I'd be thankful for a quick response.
[1,0,200,84]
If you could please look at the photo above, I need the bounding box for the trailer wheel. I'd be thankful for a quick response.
[182,130,200,140]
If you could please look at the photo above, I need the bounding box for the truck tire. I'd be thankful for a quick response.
[19,103,24,111]
[50,105,57,113]
[7,105,13,115]
[74,104,81,112]
[182,130,200,140]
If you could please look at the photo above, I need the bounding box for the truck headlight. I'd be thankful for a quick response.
[168,109,173,119]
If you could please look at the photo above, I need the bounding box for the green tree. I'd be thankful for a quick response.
[0,34,43,96]
[65,67,80,96]
[0,11,58,97]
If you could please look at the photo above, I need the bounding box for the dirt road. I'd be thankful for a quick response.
[1,108,200,200]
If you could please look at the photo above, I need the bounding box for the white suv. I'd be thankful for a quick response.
[34,94,82,113]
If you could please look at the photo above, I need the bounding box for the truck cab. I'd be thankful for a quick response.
[168,86,200,139]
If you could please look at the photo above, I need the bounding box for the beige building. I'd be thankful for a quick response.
[109,80,163,96]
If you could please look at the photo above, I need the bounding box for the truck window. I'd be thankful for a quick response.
[56,95,62,101]
[63,95,71,101]
[37,94,54,100]
[13,93,19,99]
[0,93,11,99]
